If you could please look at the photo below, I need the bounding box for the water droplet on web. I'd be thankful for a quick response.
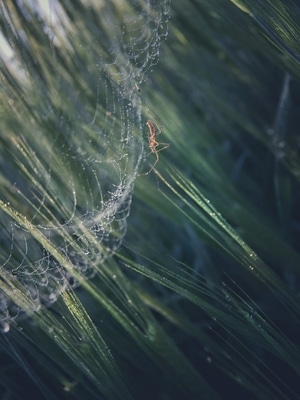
[0,323,10,333]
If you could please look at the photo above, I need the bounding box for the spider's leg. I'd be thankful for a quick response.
[156,143,170,153]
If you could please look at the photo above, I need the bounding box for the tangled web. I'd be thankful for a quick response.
[0,0,170,332]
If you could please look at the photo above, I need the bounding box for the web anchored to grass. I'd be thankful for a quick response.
[0,0,171,332]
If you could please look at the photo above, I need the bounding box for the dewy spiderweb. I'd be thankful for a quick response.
[0,0,170,332]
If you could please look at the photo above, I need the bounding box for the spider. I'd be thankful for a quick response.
[144,120,170,174]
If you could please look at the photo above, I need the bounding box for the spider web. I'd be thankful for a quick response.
[0,0,170,332]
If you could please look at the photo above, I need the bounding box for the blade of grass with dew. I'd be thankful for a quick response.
[118,249,300,399]
[154,167,300,317]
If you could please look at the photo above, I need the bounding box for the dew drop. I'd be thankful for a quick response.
[0,322,10,333]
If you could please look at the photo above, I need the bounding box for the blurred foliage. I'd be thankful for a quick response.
[1,1,300,400]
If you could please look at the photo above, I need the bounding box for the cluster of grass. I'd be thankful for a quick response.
[1,1,300,399]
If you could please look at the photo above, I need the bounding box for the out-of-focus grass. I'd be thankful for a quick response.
[1,1,300,400]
